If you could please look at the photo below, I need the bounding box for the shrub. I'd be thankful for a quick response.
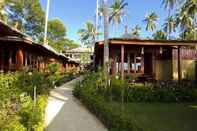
[19,95,47,131]
[73,72,141,131]
[0,71,50,131]
[0,116,26,131]
[124,83,197,102]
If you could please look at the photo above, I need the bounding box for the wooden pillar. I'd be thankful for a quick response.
[121,45,124,80]
[141,54,144,74]
[134,53,136,74]
[8,49,12,70]
[111,49,116,75]
[16,48,24,70]
[24,52,28,67]
[152,50,156,77]
[178,46,181,82]
[0,49,3,71]
[127,53,130,74]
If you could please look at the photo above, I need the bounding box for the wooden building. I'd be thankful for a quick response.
[0,20,79,72]
[94,38,197,81]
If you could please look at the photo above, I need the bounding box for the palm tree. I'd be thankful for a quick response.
[152,30,167,40]
[78,21,98,47]
[179,27,197,40]
[183,0,197,18]
[0,0,7,21]
[144,12,158,33]
[163,16,176,39]
[110,0,128,36]
[103,0,109,75]
[162,0,179,16]
[175,9,193,31]
[131,25,141,39]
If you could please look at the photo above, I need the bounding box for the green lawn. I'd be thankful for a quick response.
[112,103,197,131]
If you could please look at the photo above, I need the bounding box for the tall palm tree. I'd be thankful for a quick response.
[144,12,158,33]
[175,9,193,31]
[110,0,128,36]
[103,0,109,75]
[162,0,179,16]
[163,16,176,39]
[78,21,98,47]
[0,0,7,21]
[131,25,141,39]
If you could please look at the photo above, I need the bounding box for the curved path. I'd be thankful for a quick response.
[45,77,108,131]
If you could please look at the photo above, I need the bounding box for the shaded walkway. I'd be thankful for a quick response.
[45,77,108,131]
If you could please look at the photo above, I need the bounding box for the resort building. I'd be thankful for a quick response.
[64,47,93,70]
[0,20,79,72]
[94,38,197,81]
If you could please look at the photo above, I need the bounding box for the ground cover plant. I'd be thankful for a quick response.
[74,71,197,131]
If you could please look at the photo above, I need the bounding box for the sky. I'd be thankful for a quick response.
[40,0,169,43]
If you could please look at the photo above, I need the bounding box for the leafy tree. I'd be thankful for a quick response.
[48,19,67,41]
[131,25,141,39]
[64,39,80,49]
[47,19,67,51]
[152,30,167,40]
[144,12,158,33]
[5,0,45,40]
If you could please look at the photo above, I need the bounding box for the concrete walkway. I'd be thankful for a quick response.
[45,77,108,131]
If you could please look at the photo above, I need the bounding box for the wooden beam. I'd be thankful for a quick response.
[121,45,124,80]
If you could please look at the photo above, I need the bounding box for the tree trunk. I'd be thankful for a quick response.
[103,0,109,73]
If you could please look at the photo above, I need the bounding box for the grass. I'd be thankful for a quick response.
[111,102,197,131]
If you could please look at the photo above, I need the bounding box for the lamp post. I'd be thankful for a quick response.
[44,0,50,44]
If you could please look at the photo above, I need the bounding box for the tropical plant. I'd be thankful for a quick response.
[110,0,128,36]
[0,0,7,21]
[175,8,193,31]
[163,16,176,39]
[152,30,167,40]
[131,25,141,39]
[144,12,158,33]
[179,27,197,40]
[182,0,197,19]
[78,21,99,47]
